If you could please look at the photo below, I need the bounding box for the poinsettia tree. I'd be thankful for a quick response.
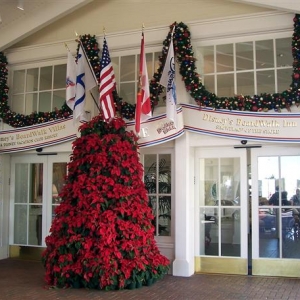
[42,115,169,290]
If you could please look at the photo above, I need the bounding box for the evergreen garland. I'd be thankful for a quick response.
[1,15,300,128]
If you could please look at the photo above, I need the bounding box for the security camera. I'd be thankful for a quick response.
[36,148,43,153]
[241,140,247,145]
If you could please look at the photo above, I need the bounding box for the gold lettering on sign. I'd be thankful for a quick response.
[201,111,299,137]
[236,119,280,127]
[283,120,297,127]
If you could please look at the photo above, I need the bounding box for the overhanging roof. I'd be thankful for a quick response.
[0,0,94,51]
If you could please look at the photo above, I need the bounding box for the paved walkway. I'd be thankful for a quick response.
[1,258,300,299]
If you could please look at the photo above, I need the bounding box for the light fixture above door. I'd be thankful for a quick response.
[17,0,24,11]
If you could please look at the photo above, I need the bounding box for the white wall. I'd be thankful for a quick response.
[11,0,271,49]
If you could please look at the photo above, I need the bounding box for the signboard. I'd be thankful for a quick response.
[182,104,300,143]
[0,117,77,153]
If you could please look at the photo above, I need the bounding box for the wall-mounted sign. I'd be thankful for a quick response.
[182,104,300,143]
[0,118,77,153]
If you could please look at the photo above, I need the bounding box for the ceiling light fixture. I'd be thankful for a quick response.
[17,0,24,11]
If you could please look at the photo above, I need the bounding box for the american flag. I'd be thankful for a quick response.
[99,37,116,120]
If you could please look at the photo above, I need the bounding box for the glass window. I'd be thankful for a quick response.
[25,93,38,115]
[11,94,24,113]
[144,153,172,237]
[53,90,66,109]
[119,82,136,105]
[11,64,66,114]
[11,48,162,115]
[53,64,66,89]
[276,38,292,66]
[216,44,233,73]
[40,66,52,90]
[203,75,214,94]
[277,69,292,92]
[199,37,291,97]
[13,70,25,94]
[256,40,274,69]
[217,74,234,97]
[257,70,275,94]
[120,55,135,82]
[26,68,39,92]
[111,57,120,85]
[199,46,214,74]
[237,72,254,96]
[39,92,52,112]
[236,42,253,71]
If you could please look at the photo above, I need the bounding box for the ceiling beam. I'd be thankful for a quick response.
[0,0,94,51]
[231,0,300,14]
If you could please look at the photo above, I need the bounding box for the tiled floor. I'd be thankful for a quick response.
[1,258,300,300]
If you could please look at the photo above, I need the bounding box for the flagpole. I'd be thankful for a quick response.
[159,24,177,128]
[159,25,176,84]
[64,42,70,52]
[89,90,101,112]
[77,46,99,85]
[138,23,145,95]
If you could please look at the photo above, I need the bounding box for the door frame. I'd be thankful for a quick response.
[194,147,248,275]
[0,154,10,260]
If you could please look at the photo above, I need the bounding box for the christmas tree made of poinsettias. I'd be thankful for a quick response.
[42,115,170,290]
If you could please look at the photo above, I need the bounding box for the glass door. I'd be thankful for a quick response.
[195,147,248,275]
[11,156,46,246]
[251,146,300,276]
[10,154,69,253]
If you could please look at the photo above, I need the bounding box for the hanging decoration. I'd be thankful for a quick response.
[0,14,300,128]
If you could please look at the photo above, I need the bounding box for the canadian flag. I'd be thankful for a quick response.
[135,32,152,135]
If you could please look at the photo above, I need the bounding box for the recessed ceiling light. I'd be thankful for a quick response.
[17,0,24,10]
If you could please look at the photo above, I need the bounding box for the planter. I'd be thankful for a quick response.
[146,278,153,286]
[127,282,136,289]
[136,281,143,289]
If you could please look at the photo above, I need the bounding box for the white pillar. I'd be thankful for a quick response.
[172,132,194,277]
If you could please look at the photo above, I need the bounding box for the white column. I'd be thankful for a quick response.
[172,132,195,277]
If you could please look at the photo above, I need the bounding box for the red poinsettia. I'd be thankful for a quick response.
[42,114,169,290]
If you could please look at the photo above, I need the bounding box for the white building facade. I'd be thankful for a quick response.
[1,0,300,278]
